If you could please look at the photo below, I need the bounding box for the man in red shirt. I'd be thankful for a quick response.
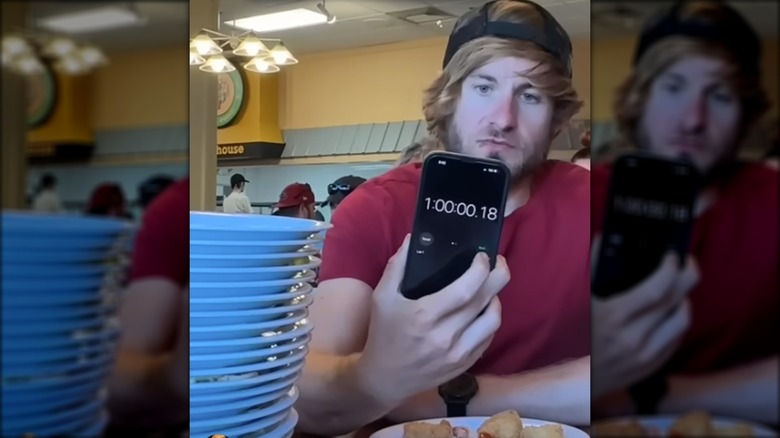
[294,1,590,434]
[107,177,189,433]
[590,0,778,425]
[272,182,319,219]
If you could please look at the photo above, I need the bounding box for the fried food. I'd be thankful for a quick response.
[403,419,454,438]
[591,419,647,437]
[669,411,713,437]
[521,424,565,438]
[712,424,754,437]
[478,410,524,438]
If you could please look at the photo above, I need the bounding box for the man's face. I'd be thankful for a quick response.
[639,55,741,173]
[450,56,556,179]
[299,202,316,219]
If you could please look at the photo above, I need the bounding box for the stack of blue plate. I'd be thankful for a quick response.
[1,212,135,437]
[190,212,331,438]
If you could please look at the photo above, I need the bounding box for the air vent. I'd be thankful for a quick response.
[388,6,456,25]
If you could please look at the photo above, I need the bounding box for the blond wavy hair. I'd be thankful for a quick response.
[421,0,583,151]
[611,38,769,154]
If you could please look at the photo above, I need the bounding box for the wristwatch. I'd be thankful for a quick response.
[628,372,669,415]
[438,373,479,417]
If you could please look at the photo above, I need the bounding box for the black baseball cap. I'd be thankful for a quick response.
[443,0,573,77]
[634,0,761,74]
[230,174,249,187]
[323,175,366,207]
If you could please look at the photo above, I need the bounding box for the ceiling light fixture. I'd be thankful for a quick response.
[37,6,145,34]
[190,28,298,74]
[228,7,332,33]
[1,31,108,76]
[317,1,337,24]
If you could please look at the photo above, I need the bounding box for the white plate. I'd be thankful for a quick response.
[371,417,589,438]
[598,415,778,437]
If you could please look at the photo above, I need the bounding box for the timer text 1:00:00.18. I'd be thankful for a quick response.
[424,198,499,220]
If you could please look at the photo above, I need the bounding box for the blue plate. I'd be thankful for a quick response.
[191,371,299,405]
[1,249,110,265]
[1,362,110,397]
[262,408,299,438]
[2,326,118,352]
[2,276,107,293]
[77,411,108,437]
[190,310,308,342]
[190,388,297,433]
[2,385,103,417]
[190,347,307,378]
[2,265,106,280]
[191,335,309,370]
[191,212,330,232]
[2,234,123,251]
[191,384,293,416]
[1,395,102,436]
[2,351,114,379]
[190,276,313,301]
[3,338,115,366]
[190,283,314,313]
[3,291,106,307]
[190,259,320,278]
[190,251,319,269]
[190,359,303,395]
[191,238,322,255]
[1,212,130,235]
[2,303,114,322]
[191,296,313,327]
[191,322,313,355]
[2,314,109,337]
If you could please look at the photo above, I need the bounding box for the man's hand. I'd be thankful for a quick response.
[356,235,510,408]
[591,236,699,398]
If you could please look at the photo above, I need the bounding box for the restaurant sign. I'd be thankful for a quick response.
[216,142,285,163]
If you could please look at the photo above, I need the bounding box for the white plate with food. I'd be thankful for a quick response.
[592,411,777,437]
[371,410,588,438]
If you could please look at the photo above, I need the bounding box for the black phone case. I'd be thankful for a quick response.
[400,151,510,300]
[592,152,700,298]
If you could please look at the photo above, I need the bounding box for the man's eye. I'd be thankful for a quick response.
[521,92,541,103]
[475,85,493,95]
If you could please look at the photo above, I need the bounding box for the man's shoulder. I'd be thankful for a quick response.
[144,178,188,223]
[536,160,590,201]
[339,164,421,211]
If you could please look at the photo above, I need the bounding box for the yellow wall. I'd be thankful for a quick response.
[91,45,188,129]
[280,37,591,130]
[28,73,92,144]
[592,37,779,122]
[217,72,283,145]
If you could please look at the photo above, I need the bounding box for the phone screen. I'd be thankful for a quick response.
[592,153,701,298]
[401,152,510,300]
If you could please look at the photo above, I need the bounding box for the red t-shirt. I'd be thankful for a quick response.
[591,163,779,373]
[129,177,189,288]
[319,161,591,375]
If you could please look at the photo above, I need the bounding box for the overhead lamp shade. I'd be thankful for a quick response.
[55,54,88,75]
[43,36,77,57]
[199,54,235,73]
[233,35,270,57]
[244,56,280,74]
[269,43,298,65]
[190,34,222,56]
[13,55,45,75]
[190,49,205,66]
[2,35,32,58]
[79,46,107,68]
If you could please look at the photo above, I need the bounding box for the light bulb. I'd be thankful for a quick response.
[189,49,205,65]
[269,43,298,66]
[45,37,77,57]
[244,56,280,74]
[199,55,235,73]
[56,54,87,75]
[2,35,31,57]
[233,36,269,57]
[79,46,106,68]
[190,34,222,56]
[14,55,44,75]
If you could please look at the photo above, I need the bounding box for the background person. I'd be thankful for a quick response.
[222,173,252,214]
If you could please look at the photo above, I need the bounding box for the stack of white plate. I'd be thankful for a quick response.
[1,212,134,437]
[189,212,331,438]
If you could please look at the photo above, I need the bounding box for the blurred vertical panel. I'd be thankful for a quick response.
[1,2,28,209]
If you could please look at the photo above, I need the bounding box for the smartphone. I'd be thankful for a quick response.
[400,151,510,300]
[592,153,701,298]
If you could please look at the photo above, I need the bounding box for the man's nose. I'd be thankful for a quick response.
[489,94,518,132]
[680,95,707,133]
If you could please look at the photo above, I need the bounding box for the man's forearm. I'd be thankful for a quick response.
[661,355,778,425]
[387,356,591,426]
[295,351,397,435]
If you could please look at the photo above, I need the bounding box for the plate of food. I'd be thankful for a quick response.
[372,410,588,438]
[592,410,778,437]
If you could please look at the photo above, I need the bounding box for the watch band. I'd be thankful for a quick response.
[446,401,468,418]
[628,372,669,415]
